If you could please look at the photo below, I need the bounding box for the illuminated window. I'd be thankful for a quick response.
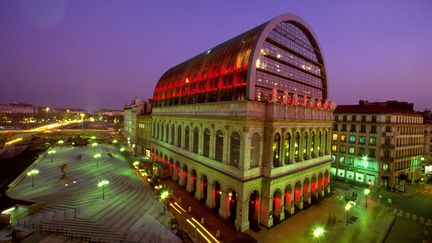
[332,134,338,141]
[369,137,376,145]
[349,135,356,143]
[273,133,281,167]
[215,130,224,162]
[295,132,300,161]
[339,155,345,163]
[348,147,355,155]
[284,132,291,164]
[230,132,241,168]
[331,145,337,152]
[303,132,308,160]
[347,157,354,165]
[340,135,346,142]
[359,136,366,144]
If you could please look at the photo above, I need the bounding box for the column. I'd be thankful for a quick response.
[299,130,305,162]
[260,195,273,227]
[209,126,215,160]
[186,171,193,193]
[289,129,296,163]
[241,127,250,170]
[280,129,286,164]
[197,126,203,155]
[205,183,213,208]
[195,176,202,200]
[223,126,230,164]
[179,168,185,186]
[306,129,312,160]
[236,198,250,232]
[218,193,228,219]
[307,181,312,205]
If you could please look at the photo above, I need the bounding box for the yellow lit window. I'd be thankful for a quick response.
[332,134,338,141]
[331,145,337,152]
[340,135,346,142]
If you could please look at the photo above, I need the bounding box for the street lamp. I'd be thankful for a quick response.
[57,140,64,145]
[133,161,140,168]
[27,169,39,187]
[98,180,109,199]
[94,153,101,166]
[345,202,352,226]
[364,188,370,208]
[112,139,118,144]
[120,147,125,152]
[92,142,98,152]
[48,149,56,161]
[313,226,325,243]
[80,113,85,130]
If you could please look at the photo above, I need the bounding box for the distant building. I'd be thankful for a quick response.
[97,109,124,117]
[332,100,424,192]
[124,97,151,152]
[0,102,35,115]
[136,102,152,157]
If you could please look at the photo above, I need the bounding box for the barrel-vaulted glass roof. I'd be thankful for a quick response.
[153,14,327,107]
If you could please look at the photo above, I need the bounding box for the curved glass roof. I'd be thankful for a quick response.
[153,14,327,107]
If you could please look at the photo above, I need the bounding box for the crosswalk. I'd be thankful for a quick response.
[392,208,432,226]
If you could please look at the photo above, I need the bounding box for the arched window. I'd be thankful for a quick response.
[193,127,199,153]
[203,128,210,157]
[171,125,175,144]
[185,126,190,150]
[273,133,281,167]
[295,132,300,161]
[152,123,156,138]
[165,124,169,142]
[303,132,308,160]
[250,132,261,168]
[161,123,164,141]
[156,123,160,139]
[284,132,291,164]
[318,131,322,155]
[215,130,224,162]
[177,125,182,147]
[311,131,315,157]
[230,131,241,168]
[324,131,328,154]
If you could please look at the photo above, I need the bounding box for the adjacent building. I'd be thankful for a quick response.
[422,110,432,166]
[136,102,152,157]
[151,14,333,231]
[124,97,152,154]
[331,100,424,191]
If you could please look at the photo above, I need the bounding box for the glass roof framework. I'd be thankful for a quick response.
[153,14,328,107]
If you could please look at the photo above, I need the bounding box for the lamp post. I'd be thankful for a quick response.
[48,149,56,162]
[313,226,325,243]
[112,139,118,144]
[133,161,140,168]
[94,153,101,166]
[345,202,352,226]
[27,169,39,187]
[57,140,64,145]
[92,142,98,152]
[98,180,109,199]
[120,147,125,152]
[364,188,370,208]
[80,113,85,131]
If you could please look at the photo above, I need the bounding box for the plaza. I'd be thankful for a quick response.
[5,143,180,242]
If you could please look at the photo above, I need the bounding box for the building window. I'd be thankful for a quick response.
[369,137,376,145]
[349,135,356,143]
[335,115,339,121]
[340,145,346,153]
[332,134,338,141]
[350,125,356,132]
[165,124,169,142]
[331,154,336,161]
[185,126,190,150]
[386,126,391,132]
[361,115,366,122]
[359,136,366,144]
[371,126,377,134]
[177,125,182,147]
[369,148,376,158]
[347,157,354,165]
[348,147,355,155]
[193,127,199,153]
[383,163,388,171]
[340,134,346,142]
[203,128,210,157]
[343,115,347,122]
[284,132,291,164]
[171,125,175,144]
[360,125,366,133]
[331,145,337,152]
[352,115,356,122]
[215,130,224,162]
[230,132,241,168]
[341,124,347,131]
[311,132,315,157]
[317,131,322,155]
[295,132,300,161]
[386,116,391,123]
[339,155,345,163]
[372,116,376,123]
[250,133,261,168]
[333,124,338,131]
[273,133,281,167]
[303,132,308,160]
[359,147,365,156]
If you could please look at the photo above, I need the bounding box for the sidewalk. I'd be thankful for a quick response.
[247,189,395,243]
[162,179,256,243]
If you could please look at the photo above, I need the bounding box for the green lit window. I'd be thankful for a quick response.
[347,157,354,165]
[348,147,355,155]
[359,136,366,144]
[339,155,345,163]
[369,137,376,145]
[349,135,356,143]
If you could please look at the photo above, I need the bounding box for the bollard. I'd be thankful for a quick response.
[188,206,192,213]
[179,197,182,203]
[200,217,205,225]
[216,230,220,238]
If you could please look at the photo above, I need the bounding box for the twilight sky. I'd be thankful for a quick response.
[0,0,431,111]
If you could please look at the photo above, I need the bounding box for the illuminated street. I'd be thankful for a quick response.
[6,144,180,242]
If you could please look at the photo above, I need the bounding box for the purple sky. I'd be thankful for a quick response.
[0,0,431,112]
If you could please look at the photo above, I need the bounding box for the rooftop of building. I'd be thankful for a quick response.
[334,100,421,115]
